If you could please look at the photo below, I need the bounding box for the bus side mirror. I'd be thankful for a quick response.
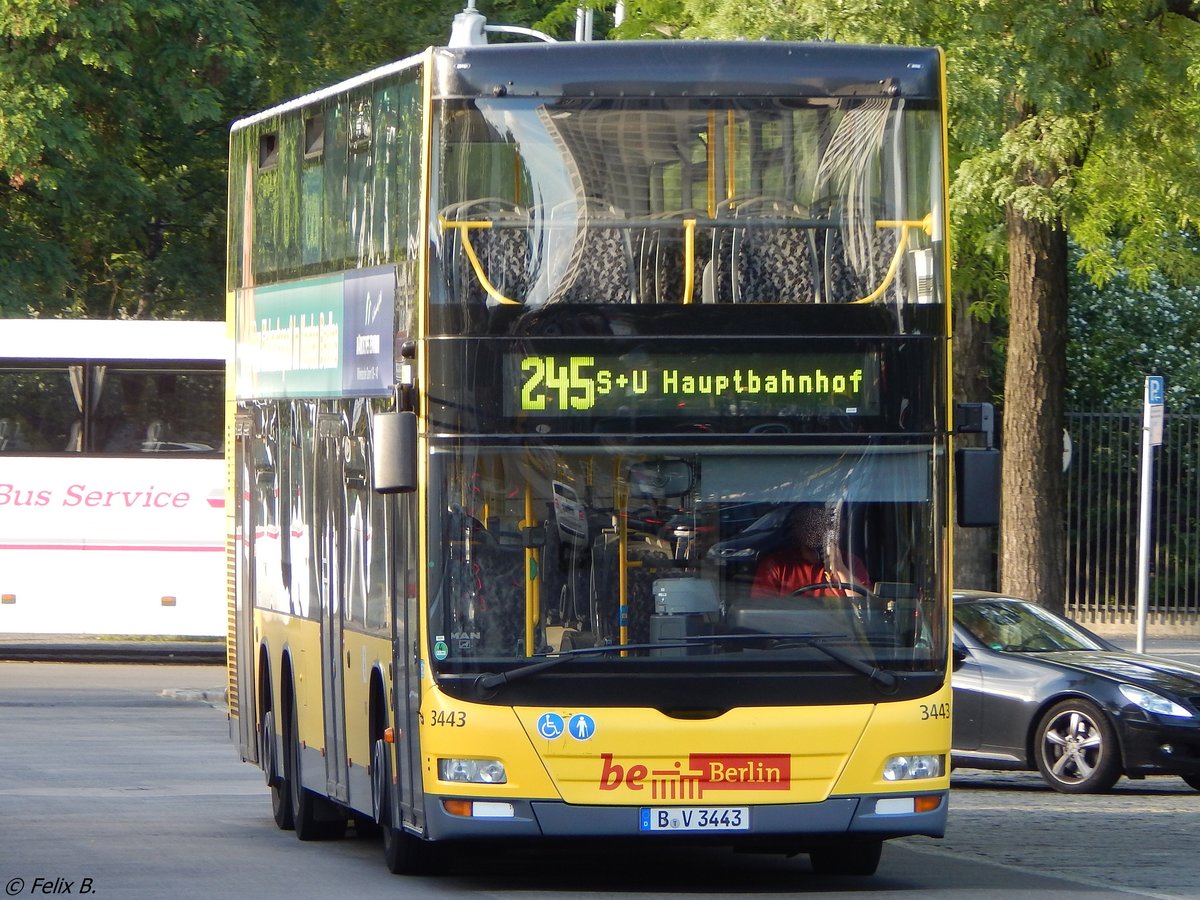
[955,447,1000,527]
[372,411,417,494]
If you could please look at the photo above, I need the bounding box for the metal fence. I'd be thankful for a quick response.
[1065,408,1200,628]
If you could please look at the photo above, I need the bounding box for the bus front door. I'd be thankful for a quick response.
[392,489,425,832]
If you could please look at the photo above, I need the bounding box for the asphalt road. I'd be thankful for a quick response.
[1,661,1197,899]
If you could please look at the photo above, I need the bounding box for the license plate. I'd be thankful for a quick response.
[639,806,750,832]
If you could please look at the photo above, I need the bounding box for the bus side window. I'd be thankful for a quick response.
[0,417,22,451]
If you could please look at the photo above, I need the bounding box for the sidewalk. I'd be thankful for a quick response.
[1107,632,1200,663]
[0,633,225,664]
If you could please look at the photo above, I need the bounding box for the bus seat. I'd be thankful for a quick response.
[547,199,637,305]
[729,197,821,304]
[636,210,710,304]
[588,531,680,646]
[471,544,525,656]
[443,540,525,657]
[823,218,901,304]
[441,198,531,307]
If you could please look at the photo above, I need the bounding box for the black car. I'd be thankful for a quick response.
[704,505,794,566]
[952,590,1200,794]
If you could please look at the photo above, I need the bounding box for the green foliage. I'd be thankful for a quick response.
[0,0,573,321]
[2,0,1197,332]
[1068,243,1200,410]
[301,0,568,82]
[0,0,260,319]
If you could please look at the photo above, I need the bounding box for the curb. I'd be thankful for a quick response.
[0,640,225,665]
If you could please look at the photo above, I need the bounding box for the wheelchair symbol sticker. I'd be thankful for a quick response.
[537,713,565,740]
[568,714,596,741]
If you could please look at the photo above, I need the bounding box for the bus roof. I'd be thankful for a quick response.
[435,41,942,101]
[0,319,226,362]
[230,40,942,133]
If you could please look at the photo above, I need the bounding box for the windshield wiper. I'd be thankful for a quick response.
[471,633,899,695]
[677,632,900,693]
[472,641,693,694]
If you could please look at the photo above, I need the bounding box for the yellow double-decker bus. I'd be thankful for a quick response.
[226,17,997,877]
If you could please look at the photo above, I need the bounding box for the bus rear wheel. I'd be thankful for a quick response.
[262,709,293,830]
[286,700,347,841]
[809,840,883,876]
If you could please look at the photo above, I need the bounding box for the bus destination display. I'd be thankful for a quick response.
[505,351,881,418]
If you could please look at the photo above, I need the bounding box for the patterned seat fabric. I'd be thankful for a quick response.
[823,222,900,303]
[469,222,531,304]
[736,224,820,303]
[548,200,636,305]
[442,199,531,307]
[588,534,684,646]
[636,211,710,304]
[711,198,820,304]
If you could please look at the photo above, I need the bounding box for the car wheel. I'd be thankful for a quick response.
[809,839,882,876]
[1182,774,1200,792]
[1033,698,1121,794]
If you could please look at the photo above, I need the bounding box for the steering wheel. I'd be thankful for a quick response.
[789,581,874,600]
[790,581,877,627]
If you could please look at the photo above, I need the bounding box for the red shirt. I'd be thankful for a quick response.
[750,549,870,599]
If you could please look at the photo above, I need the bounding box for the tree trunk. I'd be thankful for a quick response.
[1000,206,1069,613]
[953,289,997,590]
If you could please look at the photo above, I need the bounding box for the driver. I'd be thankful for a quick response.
[750,504,869,599]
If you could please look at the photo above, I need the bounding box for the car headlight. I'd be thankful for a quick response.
[709,547,757,561]
[882,754,945,781]
[1119,684,1194,718]
[437,758,507,783]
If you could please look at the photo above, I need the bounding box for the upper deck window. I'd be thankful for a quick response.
[432,97,944,321]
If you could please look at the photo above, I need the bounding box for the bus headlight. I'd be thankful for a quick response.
[882,754,944,781]
[438,758,507,784]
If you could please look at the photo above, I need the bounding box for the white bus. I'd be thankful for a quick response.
[0,319,227,637]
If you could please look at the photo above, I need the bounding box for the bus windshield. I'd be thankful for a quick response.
[427,443,945,681]
[433,96,944,317]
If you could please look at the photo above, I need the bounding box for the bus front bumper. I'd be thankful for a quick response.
[423,790,947,842]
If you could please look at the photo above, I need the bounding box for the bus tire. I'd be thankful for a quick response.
[382,821,435,876]
[286,699,347,841]
[809,839,883,876]
[374,737,435,875]
[262,709,293,830]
